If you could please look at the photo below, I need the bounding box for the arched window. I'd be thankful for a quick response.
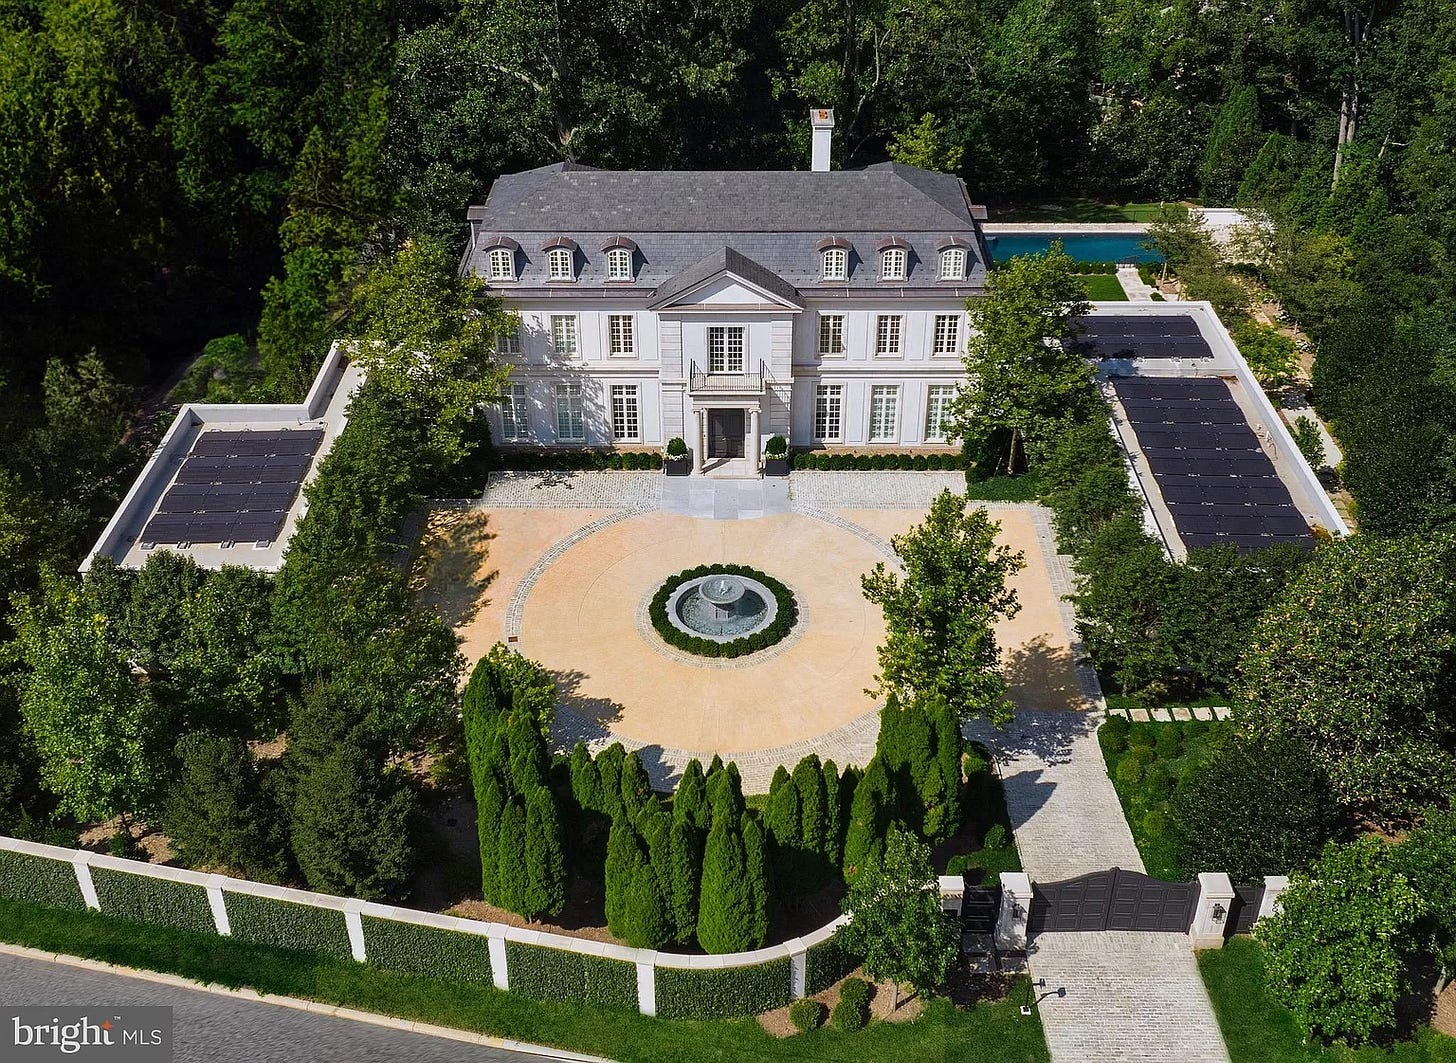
[606,247,633,281]
[547,247,574,280]
[939,247,967,281]
[487,247,515,280]
[880,247,907,282]
[822,247,848,281]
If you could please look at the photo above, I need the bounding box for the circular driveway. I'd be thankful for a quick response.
[519,512,887,753]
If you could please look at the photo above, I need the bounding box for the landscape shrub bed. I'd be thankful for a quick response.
[1099,717,1225,879]
[91,866,215,934]
[649,564,798,659]
[804,932,862,994]
[362,915,493,985]
[0,850,86,910]
[790,451,966,471]
[223,892,354,962]
[504,942,637,1010]
[654,958,792,1020]
[493,449,663,472]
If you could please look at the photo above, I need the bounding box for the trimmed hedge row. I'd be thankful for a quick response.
[495,449,664,472]
[791,451,966,472]
[224,892,354,962]
[504,941,637,1010]
[804,931,863,995]
[655,959,793,1020]
[91,866,215,934]
[362,915,493,986]
[0,850,86,910]
[648,564,798,659]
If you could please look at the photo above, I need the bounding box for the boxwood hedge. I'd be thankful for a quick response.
[805,932,863,995]
[654,959,792,1020]
[504,942,636,1010]
[649,564,798,659]
[362,916,493,986]
[223,892,353,962]
[790,451,967,472]
[91,866,214,934]
[0,850,86,910]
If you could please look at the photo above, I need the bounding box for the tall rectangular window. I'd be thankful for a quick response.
[875,315,903,357]
[496,326,521,356]
[869,385,900,442]
[499,384,529,441]
[925,385,956,442]
[554,382,584,442]
[708,326,745,373]
[814,384,843,442]
[609,315,635,356]
[550,315,578,357]
[610,385,640,442]
[818,315,845,357]
[933,314,961,356]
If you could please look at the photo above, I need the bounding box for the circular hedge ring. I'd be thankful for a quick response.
[649,564,799,659]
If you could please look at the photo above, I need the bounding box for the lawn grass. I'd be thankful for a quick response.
[0,898,1050,1063]
[1080,273,1129,300]
[1200,937,1456,1063]
[992,199,1188,223]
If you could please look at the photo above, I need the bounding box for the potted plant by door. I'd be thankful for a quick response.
[665,436,691,476]
[764,435,789,477]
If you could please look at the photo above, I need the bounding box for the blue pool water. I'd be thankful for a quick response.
[986,233,1162,265]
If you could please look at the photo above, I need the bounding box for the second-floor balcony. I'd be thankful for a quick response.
[689,360,766,395]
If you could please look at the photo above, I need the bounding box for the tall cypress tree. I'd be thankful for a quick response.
[506,712,547,793]
[697,795,753,953]
[495,796,528,913]
[766,766,803,887]
[742,812,771,949]
[822,759,844,871]
[569,741,603,816]
[625,860,671,948]
[843,756,892,882]
[523,785,567,920]
[637,800,674,919]
[668,816,701,943]
[477,774,506,904]
[596,743,626,820]
[620,751,652,821]
[926,696,964,842]
[674,758,709,832]
[604,814,640,938]
[793,754,828,881]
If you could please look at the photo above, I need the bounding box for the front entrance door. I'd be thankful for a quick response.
[708,409,745,459]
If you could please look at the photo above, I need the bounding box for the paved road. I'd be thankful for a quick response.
[0,952,574,1063]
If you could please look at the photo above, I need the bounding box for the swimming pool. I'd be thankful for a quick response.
[986,233,1162,265]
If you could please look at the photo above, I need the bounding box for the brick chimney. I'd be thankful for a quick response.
[810,108,835,172]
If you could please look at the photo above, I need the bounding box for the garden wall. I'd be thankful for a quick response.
[0,835,853,1019]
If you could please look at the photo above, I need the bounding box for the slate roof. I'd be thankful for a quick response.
[647,248,805,309]
[464,162,991,295]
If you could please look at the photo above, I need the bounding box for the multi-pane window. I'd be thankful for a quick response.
[708,326,745,373]
[925,385,956,442]
[554,383,585,441]
[547,247,574,280]
[487,247,515,280]
[875,315,903,357]
[880,248,907,281]
[814,384,844,441]
[609,315,635,356]
[550,315,579,356]
[606,248,633,281]
[818,314,845,357]
[869,385,900,442]
[939,247,967,280]
[610,385,640,442]
[496,324,522,356]
[822,248,848,281]
[499,384,529,441]
[933,314,961,356]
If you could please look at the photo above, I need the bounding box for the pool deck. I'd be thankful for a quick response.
[982,222,1150,234]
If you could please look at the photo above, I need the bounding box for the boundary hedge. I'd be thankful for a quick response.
[494,449,663,472]
[791,451,966,471]
[804,931,863,995]
[648,564,798,659]
[91,866,215,934]
[654,959,792,1020]
[0,850,86,910]
[504,942,637,1010]
[362,915,493,985]
[224,892,353,962]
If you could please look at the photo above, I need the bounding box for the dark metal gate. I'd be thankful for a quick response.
[1227,883,1264,936]
[962,886,1002,935]
[1029,868,1196,933]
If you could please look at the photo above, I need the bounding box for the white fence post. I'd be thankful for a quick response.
[1257,876,1290,923]
[487,929,509,991]
[995,872,1032,952]
[205,874,232,935]
[71,852,99,911]
[635,958,657,1017]
[1189,872,1235,949]
[343,899,367,962]
[789,948,808,1000]
[938,874,965,916]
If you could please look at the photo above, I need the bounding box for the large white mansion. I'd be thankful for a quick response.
[461,110,991,472]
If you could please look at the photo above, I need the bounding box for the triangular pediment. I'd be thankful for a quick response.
[647,248,803,311]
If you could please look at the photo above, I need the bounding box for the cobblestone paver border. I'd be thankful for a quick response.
[786,504,901,565]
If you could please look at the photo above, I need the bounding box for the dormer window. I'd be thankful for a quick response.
[880,247,907,282]
[547,247,574,280]
[487,247,515,281]
[606,248,633,281]
[940,247,967,281]
[822,248,847,281]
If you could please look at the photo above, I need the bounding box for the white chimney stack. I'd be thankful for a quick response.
[810,108,835,172]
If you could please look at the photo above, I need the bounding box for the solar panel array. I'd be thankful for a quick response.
[1070,315,1213,361]
[141,428,325,546]
[1112,376,1312,552]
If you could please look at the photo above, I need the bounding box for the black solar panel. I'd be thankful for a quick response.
[1072,315,1214,359]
